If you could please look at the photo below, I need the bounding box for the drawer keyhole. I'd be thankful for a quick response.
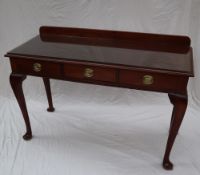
[33,63,42,72]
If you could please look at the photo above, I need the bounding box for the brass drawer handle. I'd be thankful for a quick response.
[143,75,154,85]
[33,63,42,72]
[84,68,94,78]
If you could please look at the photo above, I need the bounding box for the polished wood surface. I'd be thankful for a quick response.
[64,63,116,82]
[10,57,62,78]
[164,93,188,170]
[43,78,55,112]
[5,26,194,170]
[10,74,32,140]
[40,26,191,53]
[6,27,193,76]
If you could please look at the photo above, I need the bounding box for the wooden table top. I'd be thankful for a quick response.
[6,26,194,76]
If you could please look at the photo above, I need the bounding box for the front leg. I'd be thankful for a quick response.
[163,93,188,170]
[10,73,32,140]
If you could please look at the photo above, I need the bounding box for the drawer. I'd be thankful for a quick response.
[119,70,188,93]
[10,58,61,78]
[64,64,116,82]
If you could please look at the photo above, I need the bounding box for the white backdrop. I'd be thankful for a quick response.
[0,1,200,175]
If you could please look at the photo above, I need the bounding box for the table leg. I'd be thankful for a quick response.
[10,74,32,140]
[168,94,175,131]
[163,93,188,170]
[43,77,55,112]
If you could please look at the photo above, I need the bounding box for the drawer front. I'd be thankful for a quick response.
[10,58,61,78]
[119,70,188,93]
[64,64,116,82]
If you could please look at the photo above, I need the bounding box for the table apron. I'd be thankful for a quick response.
[9,57,189,95]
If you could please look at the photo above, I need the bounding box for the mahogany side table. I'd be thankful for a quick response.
[5,26,194,170]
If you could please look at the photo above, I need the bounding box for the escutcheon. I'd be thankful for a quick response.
[33,63,42,72]
[143,75,154,85]
[84,68,94,78]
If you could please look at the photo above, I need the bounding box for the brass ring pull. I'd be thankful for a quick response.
[143,75,154,85]
[84,68,94,78]
[33,63,42,72]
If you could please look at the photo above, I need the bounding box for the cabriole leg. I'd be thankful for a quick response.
[163,93,188,170]
[10,73,32,140]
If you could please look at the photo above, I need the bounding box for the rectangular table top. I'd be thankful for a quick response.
[6,26,194,76]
